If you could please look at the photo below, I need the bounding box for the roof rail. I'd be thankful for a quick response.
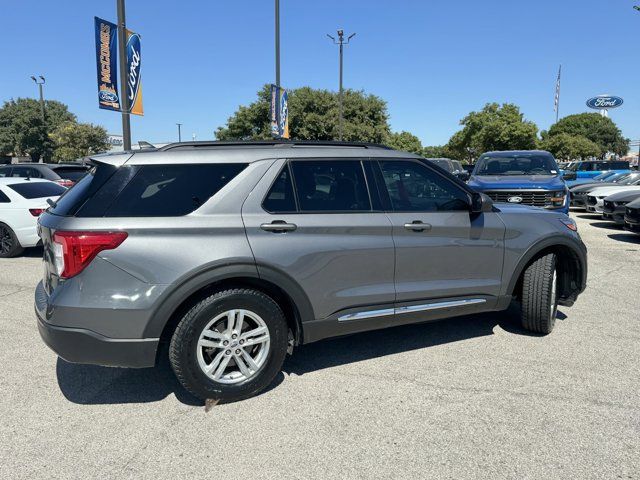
[159,140,393,151]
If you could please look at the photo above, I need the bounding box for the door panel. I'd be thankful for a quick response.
[242,159,396,320]
[377,159,505,302]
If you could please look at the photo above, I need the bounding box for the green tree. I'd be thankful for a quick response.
[385,131,423,154]
[215,85,391,143]
[0,98,76,161]
[547,113,629,157]
[539,133,601,161]
[49,121,109,162]
[422,145,447,158]
[445,103,538,161]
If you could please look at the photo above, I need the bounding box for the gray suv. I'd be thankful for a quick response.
[35,141,587,402]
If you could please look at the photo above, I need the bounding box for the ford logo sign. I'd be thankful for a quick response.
[126,33,142,108]
[508,196,523,203]
[99,90,119,103]
[586,95,623,110]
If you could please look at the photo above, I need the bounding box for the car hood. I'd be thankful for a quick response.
[469,175,565,190]
[589,185,640,197]
[570,182,619,193]
[626,197,640,209]
[603,190,640,202]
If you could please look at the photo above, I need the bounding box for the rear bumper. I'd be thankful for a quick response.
[35,281,158,368]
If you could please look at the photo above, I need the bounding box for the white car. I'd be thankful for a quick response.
[586,183,640,213]
[0,178,66,257]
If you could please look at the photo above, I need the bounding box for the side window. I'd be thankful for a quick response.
[0,189,10,203]
[0,168,10,178]
[578,163,592,171]
[290,160,371,212]
[12,166,41,178]
[263,164,297,213]
[379,160,469,212]
[104,163,246,217]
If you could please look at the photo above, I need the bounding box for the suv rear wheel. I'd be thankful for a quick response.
[520,253,558,334]
[169,288,288,402]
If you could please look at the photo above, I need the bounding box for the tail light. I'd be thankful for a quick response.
[52,231,128,278]
[55,179,74,188]
[29,208,45,217]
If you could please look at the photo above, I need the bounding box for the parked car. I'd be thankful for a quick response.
[569,172,640,209]
[1,164,59,181]
[35,141,587,402]
[424,158,469,182]
[623,197,640,234]
[586,179,640,213]
[0,178,66,257]
[562,160,630,187]
[468,150,569,214]
[46,164,90,186]
[602,190,640,224]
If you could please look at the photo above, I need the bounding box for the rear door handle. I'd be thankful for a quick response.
[404,221,432,232]
[260,221,297,233]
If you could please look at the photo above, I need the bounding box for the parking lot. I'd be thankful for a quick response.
[0,213,638,479]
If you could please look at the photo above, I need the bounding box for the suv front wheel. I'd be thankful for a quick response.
[169,288,289,402]
[520,253,558,334]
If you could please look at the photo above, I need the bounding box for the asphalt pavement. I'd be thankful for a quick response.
[0,212,638,479]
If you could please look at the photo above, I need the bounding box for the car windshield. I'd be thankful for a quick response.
[622,175,640,185]
[594,172,617,181]
[474,155,558,176]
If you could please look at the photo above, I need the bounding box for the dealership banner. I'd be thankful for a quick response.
[94,17,120,111]
[126,29,143,116]
[270,84,289,139]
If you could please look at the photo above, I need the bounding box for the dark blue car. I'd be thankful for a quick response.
[468,150,568,215]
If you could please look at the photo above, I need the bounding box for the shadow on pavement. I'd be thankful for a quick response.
[22,246,44,258]
[608,233,640,245]
[57,302,566,406]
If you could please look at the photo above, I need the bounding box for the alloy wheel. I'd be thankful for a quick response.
[196,309,271,384]
[0,226,13,256]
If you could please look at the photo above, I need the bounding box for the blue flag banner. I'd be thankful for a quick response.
[270,84,289,139]
[94,17,120,111]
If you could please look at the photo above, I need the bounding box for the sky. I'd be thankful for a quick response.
[1,0,639,147]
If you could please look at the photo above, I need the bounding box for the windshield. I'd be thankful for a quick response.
[474,154,558,176]
[594,171,617,181]
[620,174,640,185]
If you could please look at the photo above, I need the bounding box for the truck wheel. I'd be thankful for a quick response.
[521,253,558,334]
[169,288,288,402]
[0,223,24,258]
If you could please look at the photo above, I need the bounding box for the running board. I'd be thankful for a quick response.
[338,298,487,322]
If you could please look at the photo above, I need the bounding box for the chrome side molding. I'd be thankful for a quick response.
[338,298,487,322]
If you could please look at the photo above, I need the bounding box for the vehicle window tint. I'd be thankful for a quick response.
[380,160,469,212]
[54,168,88,181]
[8,182,67,199]
[49,164,114,216]
[12,166,42,178]
[105,163,246,217]
[0,190,10,203]
[263,164,296,212]
[578,163,592,171]
[0,168,10,178]
[291,160,371,212]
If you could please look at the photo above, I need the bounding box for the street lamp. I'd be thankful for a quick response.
[176,123,182,142]
[327,30,356,141]
[30,75,46,122]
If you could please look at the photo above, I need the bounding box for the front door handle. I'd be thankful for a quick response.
[404,221,432,232]
[260,220,297,233]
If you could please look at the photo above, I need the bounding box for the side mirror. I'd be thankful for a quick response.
[471,192,493,213]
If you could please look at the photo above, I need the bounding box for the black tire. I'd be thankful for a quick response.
[521,253,558,334]
[169,288,288,402]
[0,223,24,258]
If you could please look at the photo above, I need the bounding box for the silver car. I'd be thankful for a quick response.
[35,141,587,402]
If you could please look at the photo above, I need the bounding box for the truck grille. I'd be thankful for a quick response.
[483,190,552,207]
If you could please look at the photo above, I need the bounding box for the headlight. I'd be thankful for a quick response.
[549,191,566,208]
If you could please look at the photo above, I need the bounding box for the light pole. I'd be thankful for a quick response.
[176,123,182,142]
[117,0,132,151]
[30,75,46,122]
[327,30,355,141]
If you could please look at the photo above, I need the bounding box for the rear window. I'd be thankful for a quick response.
[48,164,117,216]
[53,168,89,181]
[8,182,67,199]
[104,164,246,217]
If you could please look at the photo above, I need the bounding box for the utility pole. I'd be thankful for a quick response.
[117,0,131,151]
[275,0,280,88]
[176,123,182,142]
[327,30,355,141]
[30,76,46,122]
